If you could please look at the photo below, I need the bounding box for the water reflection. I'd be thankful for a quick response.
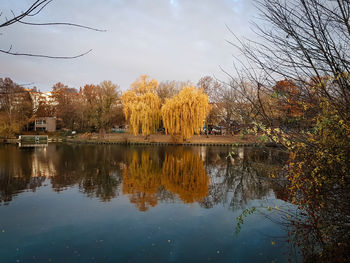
[0,146,46,204]
[162,149,209,203]
[199,147,288,209]
[0,144,287,211]
[122,149,209,211]
[122,151,162,211]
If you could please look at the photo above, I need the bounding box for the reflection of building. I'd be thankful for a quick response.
[35,117,56,132]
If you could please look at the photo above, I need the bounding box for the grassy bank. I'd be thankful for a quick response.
[65,133,274,147]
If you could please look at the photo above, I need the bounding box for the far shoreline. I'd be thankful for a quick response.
[2,133,282,148]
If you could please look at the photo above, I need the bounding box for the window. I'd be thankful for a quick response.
[35,120,46,125]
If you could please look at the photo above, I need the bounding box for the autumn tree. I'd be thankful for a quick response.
[157,80,190,103]
[230,0,350,127]
[80,81,122,133]
[34,92,55,118]
[197,76,255,131]
[121,75,161,136]
[197,76,221,103]
[51,82,79,130]
[0,78,33,138]
[269,79,304,128]
[98,81,123,130]
[161,86,210,140]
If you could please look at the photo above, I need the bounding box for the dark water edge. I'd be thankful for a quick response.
[0,143,300,262]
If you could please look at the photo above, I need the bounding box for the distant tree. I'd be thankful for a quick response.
[130,75,159,94]
[0,78,33,137]
[51,82,79,130]
[35,93,55,117]
[197,76,221,103]
[161,86,210,140]
[197,76,255,129]
[79,81,122,133]
[230,0,350,125]
[122,75,161,137]
[95,81,122,133]
[80,84,99,130]
[157,80,189,103]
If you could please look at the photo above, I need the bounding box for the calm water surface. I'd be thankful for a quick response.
[0,144,298,262]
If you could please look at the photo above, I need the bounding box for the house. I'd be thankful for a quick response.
[34,117,56,132]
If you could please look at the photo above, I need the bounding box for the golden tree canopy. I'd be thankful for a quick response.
[121,75,161,136]
[130,75,158,95]
[161,86,210,140]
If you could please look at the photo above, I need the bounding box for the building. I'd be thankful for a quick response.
[35,117,56,132]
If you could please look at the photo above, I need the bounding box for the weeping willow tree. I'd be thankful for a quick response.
[161,149,209,203]
[161,86,210,140]
[121,75,161,136]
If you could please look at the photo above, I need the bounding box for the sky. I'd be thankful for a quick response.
[0,0,258,91]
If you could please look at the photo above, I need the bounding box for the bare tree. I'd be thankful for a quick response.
[157,80,189,103]
[225,2,350,261]
[227,0,350,124]
[0,0,105,58]
[198,76,256,131]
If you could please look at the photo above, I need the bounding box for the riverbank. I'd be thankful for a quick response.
[67,133,275,147]
[2,133,281,147]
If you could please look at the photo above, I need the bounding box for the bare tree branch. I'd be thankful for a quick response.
[0,48,92,59]
[0,0,105,59]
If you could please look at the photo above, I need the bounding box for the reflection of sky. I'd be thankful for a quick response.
[0,0,257,91]
[0,188,294,262]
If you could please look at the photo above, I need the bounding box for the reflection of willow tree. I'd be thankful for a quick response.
[0,145,46,205]
[122,148,209,211]
[161,149,209,203]
[122,151,162,211]
[200,147,287,209]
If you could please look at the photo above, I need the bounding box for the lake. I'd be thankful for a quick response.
[0,143,299,262]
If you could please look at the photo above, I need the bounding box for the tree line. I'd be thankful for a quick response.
[0,73,315,139]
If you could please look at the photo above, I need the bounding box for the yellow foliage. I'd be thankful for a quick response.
[122,149,209,210]
[130,75,158,95]
[161,149,209,203]
[122,151,162,211]
[161,86,210,140]
[122,75,161,136]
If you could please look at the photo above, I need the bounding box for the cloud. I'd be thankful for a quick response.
[0,0,257,91]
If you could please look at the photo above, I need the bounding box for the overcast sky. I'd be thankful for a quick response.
[0,0,257,91]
